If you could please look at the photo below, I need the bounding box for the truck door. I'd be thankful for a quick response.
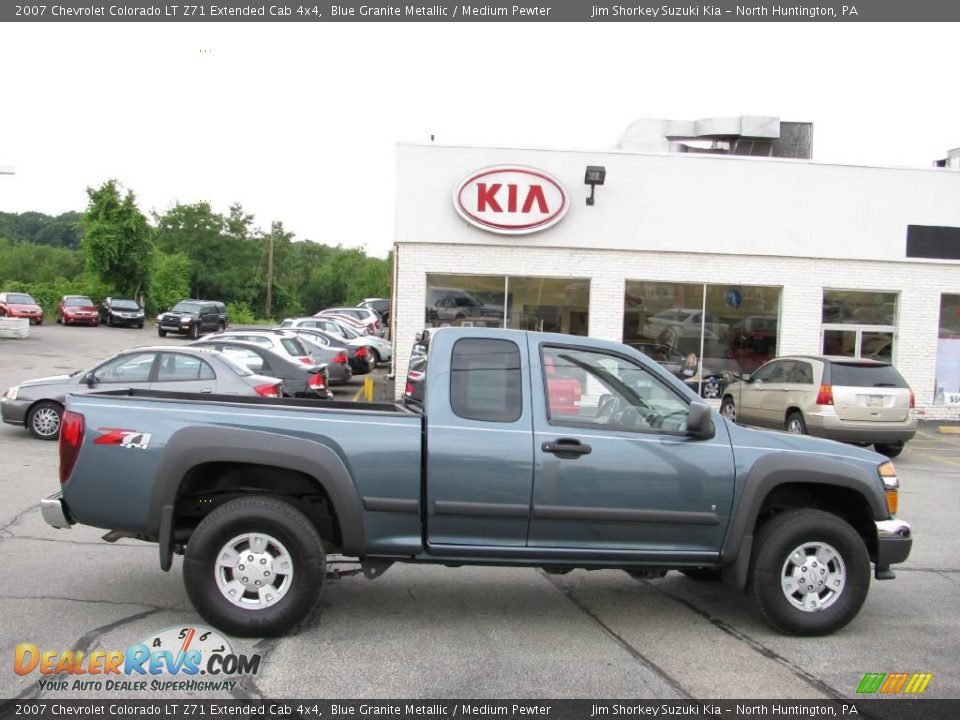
[527,340,735,557]
[425,333,534,549]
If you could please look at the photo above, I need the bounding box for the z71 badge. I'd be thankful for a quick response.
[93,428,152,450]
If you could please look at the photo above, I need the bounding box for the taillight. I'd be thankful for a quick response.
[355,347,368,358]
[334,352,347,364]
[254,383,280,397]
[298,356,312,365]
[59,411,85,485]
[815,384,833,406]
[375,319,381,329]
[405,382,413,396]
[308,372,326,388]
[909,390,915,409]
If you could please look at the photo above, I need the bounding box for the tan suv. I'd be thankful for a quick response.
[720,355,916,457]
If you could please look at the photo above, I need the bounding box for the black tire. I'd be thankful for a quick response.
[137,322,144,329]
[34,319,43,326]
[681,568,723,582]
[720,396,737,423]
[183,497,326,637]
[107,314,114,327]
[27,400,63,441]
[158,328,167,337]
[874,441,904,458]
[367,348,378,370]
[189,323,199,340]
[750,509,870,636]
[785,411,808,435]
[218,322,226,332]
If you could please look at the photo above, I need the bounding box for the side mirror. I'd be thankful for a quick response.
[687,401,715,439]
[741,373,752,383]
[84,373,99,387]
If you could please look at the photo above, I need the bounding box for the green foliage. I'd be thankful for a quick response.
[0,211,82,248]
[81,180,154,297]
[147,252,191,314]
[3,195,392,323]
[0,238,85,286]
[226,301,257,325]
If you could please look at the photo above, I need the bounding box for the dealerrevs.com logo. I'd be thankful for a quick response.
[14,626,260,693]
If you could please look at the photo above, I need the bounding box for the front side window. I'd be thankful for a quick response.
[542,346,689,433]
[95,352,157,383]
[450,338,522,423]
[156,353,216,382]
[752,360,792,383]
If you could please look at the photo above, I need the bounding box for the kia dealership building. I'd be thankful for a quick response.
[391,118,960,417]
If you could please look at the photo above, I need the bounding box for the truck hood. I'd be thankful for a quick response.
[726,419,884,466]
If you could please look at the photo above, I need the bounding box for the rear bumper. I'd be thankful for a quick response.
[875,517,912,569]
[805,411,917,444]
[41,491,73,529]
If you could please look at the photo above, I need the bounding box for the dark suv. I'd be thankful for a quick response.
[156,300,228,339]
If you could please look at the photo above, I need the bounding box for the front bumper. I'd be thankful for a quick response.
[41,491,73,529]
[1,397,30,426]
[875,518,911,575]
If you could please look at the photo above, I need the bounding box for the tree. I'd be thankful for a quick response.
[80,180,154,297]
[148,252,192,313]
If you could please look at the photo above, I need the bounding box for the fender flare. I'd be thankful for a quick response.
[719,452,886,588]
[148,426,366,570]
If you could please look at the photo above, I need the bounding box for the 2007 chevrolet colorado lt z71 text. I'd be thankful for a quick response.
[40,328,912,637]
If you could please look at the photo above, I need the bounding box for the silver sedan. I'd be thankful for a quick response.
[1,346,283,440]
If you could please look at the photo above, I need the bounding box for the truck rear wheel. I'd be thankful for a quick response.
[750,509,869,636]
[183,497,326,637]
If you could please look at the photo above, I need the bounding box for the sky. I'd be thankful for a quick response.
[0,22,958,258]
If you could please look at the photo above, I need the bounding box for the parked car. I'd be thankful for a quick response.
[191,340,332,400]
[720,355,916,457]
[359,298,390,326]
[282,326,373,375]
[268,328,351,385]
[100,297,145,328]
[1,346,282,440]
[431,293,504,324]
[46,327,911,637]
[641,308,727,348]
[203,329,314,366]
[280,317,391,365]
[0,292,44,324]
[628,342,735,399]
[315,307,384,336]
[57,296,99,326]
[157,300,227,339]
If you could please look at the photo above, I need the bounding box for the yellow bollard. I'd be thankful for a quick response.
[364,376,374,402]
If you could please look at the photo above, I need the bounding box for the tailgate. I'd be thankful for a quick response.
[833,386,910,422]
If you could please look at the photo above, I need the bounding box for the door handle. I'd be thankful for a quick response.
[200,388,213,394]
[542,438,592,458]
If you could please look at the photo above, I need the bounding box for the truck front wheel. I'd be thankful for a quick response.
[751,509,870,636]
[183,497,326,637]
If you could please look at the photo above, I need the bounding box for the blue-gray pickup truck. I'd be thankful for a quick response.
[41,327,912,637]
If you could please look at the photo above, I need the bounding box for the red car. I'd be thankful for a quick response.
[0,292,44,324]
[57,295,100,326]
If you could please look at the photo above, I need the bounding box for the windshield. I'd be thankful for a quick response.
[337,323,361,339]
[65,297,94,307]
[112,299,140,310]
[830,362,908,388]
[8,293,35,304]
[171,302,201,313]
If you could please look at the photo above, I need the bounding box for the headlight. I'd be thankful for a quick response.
[181,318,191,324]
[879,462,899,514]
[3,386,18,400]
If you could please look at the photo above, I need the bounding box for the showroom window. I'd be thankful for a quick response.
[425,274,589,336]
[623,281,781,398]
[821,290,897,362]
[935,294,960,406]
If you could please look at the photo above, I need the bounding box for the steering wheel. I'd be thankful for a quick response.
[594,394,622,424]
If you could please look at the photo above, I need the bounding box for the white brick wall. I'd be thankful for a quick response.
[393,242,960,421]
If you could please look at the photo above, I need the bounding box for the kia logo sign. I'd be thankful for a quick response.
[453,165,569,235]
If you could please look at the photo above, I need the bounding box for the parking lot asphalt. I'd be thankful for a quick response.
[1,324,959,701]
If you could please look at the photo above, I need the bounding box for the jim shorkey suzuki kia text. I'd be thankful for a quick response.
[41,328,911,637]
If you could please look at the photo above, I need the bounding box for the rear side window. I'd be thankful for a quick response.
[281,338,307,356]
[157,353,216,381]
[829,362,908,388]
[788,362,814,384]
[450,338,522,423]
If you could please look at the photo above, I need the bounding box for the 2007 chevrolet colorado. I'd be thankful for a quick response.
[40,328,911,637]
